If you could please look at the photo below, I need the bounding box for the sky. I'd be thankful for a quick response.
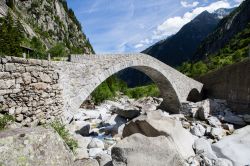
[67,0,244,53]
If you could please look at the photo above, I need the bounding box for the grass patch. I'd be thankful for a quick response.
[0,114,15,130]
[51,121,78,152]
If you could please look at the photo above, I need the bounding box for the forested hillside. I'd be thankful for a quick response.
[179,0,250,77]
[0,0,94,59]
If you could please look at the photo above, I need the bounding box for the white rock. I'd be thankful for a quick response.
[95,153,112,166]
[190,124,206,137]
[112,133,186,166]
[193,138,217,160]
[211,128,226,140]
[82,109,101,119]
[88,138,105,149]
[207,116,222,127]
[198,99,211,120]
[15,114,24,122]
[212,126,250,166]
[123,111,195,159]
[141,104,157,113]
[221,124,234,133]
[88,148,104,158]
[75,148,89,160]
[214,158,233,166]
[71,121,90,136]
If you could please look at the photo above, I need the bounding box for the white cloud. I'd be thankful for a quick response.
[134,0,231,49]
[134,43,144,48]
[181,1,199,8]
[234,0,244,6]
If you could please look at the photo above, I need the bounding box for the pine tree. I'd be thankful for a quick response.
[0,11,24,57]
[6,0,15,9]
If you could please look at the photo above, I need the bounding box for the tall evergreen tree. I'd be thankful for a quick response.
[6,0,15,9]
[0,11,24,56]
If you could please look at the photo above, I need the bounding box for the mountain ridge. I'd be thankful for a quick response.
[119,9,232,87]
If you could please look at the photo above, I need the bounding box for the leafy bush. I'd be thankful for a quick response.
[91,76,160,103]
[48,43,67,58]
[91,75,127,104]
[51,121,78,152]
[0,114,15,130]
[125,84,160,99]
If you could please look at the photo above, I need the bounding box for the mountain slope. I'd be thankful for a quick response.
[143,11,220,67]
[194,0,250,60]
[119,10,230,87]
[179,1,250,77]
[0,0,94,57]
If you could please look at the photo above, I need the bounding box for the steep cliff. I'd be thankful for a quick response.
[194,0,250,60]
[0,0,94,55]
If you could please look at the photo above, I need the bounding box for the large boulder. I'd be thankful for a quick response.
[212,125,250,166]
[73,134,92,160]
[74,158,99,166]
[69,121,90,136]
[0,127,74,165]
[88,138,105,149]
[111,133,186,166]
[193,138,217,160]
[220,110,246,126]
[122,111,195,159]
[108,101,140,119]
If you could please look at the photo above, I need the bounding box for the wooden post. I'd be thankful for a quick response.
[22,53,26,59]
[48,53,51,61]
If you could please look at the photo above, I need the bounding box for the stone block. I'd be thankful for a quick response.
[0,127,74,165]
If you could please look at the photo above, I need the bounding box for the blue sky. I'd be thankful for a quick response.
[67,0,243,53]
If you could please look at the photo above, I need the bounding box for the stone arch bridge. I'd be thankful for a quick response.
[0,54,203,124]
[56,53,203,119]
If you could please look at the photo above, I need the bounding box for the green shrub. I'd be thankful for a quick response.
[125,84,160,99]
[91,75,128,104]
[0,114,15,130]
[48,43,67,58]
[51,121,78,152]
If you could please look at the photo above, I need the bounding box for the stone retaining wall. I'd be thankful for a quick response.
[198,58,250,113]
[0,56,63,126]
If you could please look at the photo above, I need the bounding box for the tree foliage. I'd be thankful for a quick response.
[0,11,24,56]
[48,43,67,58]
[91,75,160,104]
[178,23,250,77]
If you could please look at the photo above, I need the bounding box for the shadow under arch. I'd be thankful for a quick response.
[186,88,203,102]
[77,63,182,114]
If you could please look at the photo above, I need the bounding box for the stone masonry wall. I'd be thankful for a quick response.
[0,56,63,126]
[198,58,250,113]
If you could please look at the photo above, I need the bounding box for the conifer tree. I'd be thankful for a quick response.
[0,11,24,56]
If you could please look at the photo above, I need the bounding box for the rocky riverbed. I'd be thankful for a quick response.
[62,95,250,166]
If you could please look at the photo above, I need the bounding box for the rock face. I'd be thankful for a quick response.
[2,0,93,53]
[0,127,74,165]
[122,111,195,159]
[111,133,186,166]
[212,125,250,166]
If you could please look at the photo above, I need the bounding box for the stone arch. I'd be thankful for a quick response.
[56,53,203,118]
